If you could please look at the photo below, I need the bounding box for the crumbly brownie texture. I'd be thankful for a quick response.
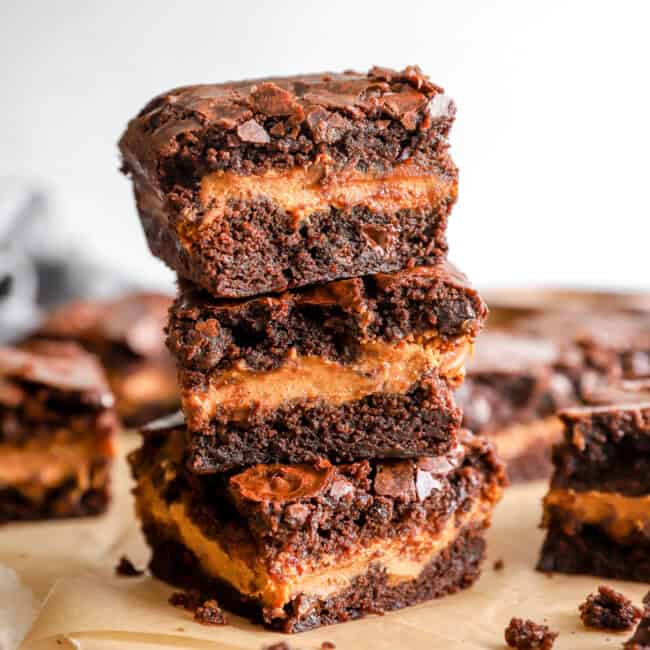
[168,261,486,374]
[0,458,111,523]
[537,524,650,582]
[130,429,505,631]
[514,311,650,382]
[0,341,117,521]
[146,517,486,633]
[150,374,460,473]
[504,618,557,649]
[456,331,579,435]
[120,66,458,298]
[34,293,178,426]
[579,585,641,631]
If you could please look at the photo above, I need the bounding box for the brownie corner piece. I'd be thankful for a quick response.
[119,66,459,298]
[0,340,118,522]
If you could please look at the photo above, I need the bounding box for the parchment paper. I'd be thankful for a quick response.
[2,433,648,649]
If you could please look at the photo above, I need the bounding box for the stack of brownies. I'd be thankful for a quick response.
[119,66,506,632]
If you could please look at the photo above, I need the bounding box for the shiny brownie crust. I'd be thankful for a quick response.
[184,374,460,472]
[144,518,487,632]
[119,66,455,191]
[167,261,486,375]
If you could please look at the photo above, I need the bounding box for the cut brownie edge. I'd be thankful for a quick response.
[185,375,461,472]
[144,515,487,633]
[537,524,650,582]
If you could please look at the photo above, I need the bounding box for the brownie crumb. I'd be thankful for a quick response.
[114,556,144,577]
[579,585,642,631]
[494,558,505,571]
[194,599,228,626]
[262,643,293,650]
[321,643,336,649]
[169,589,202,611]
[505,618,558,649]
[643,591,650,609]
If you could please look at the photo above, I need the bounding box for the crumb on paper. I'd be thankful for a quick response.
[493,558,505,571]
[505,617,558,649]
[114,555,144,577]
[194,599,228,626]
[579,585,641,631]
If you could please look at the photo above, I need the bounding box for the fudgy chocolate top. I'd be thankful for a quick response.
[0,340,113,408]
[167,260,486,373]
[36,292,172,360]
[119,66,455,188]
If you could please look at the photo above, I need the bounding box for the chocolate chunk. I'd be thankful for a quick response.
[305,108,352,143]
[374,460,416,501]
[504,618,557,649]
[579,585,642,631]
[415,469,442,501]
[249,82,298,117]
[114,556,144,577]
[230,461,333,503]
[236,119,270,144]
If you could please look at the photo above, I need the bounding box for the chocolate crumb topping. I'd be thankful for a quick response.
[505,618,557,649]
[579,585,641,631]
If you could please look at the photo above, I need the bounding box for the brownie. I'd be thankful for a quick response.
[455,330,581,481]
[168,262,485,450]
[119,66,458,298]
[0,340,118,522]
[538,401,650,580]
[129,427,505,632]
[515,310,650,383]
[33,292,178,426]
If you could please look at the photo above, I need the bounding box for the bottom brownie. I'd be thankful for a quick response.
[0,459,111,523]
[130,426,505,632]
[145,518,487,633]
[537,524,650,582]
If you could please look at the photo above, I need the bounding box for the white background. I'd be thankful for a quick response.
[1,0,648,292]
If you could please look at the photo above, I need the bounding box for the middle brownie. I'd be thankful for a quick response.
[167,260,487,472]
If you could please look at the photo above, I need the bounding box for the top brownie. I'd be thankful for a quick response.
[120,66,458,298]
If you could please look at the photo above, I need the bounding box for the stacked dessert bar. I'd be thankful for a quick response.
[120,66,505,631]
